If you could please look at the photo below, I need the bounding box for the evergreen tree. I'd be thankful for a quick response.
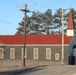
[16,16,31,34]
[16,8,76,35]
[16,9,53,34]
[29,11,44,34]
[53,8,62,34]
[42,9,53,34]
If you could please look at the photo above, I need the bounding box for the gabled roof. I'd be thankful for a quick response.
[67,10,74,29]
[0,35,72,45]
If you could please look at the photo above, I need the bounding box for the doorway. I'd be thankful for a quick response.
[68,45,76,65]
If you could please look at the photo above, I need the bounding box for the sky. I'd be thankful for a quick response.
[0,0,76,35]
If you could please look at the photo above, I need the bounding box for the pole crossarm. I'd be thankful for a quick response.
[20,9,31,12]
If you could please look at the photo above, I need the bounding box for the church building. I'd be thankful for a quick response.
[0,10,75,66]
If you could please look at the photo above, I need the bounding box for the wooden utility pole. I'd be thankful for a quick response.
[20,4,28,67]
[61,9,64,64]
[23,4,27,67]
[20,4,35,67]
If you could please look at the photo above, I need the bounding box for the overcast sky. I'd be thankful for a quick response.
[0,0,76,35]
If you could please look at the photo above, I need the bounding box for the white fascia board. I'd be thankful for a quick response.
[3,44,69,46]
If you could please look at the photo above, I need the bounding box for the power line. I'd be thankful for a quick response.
[3,0,18,6]
[13,0,20,4]
[27,0,51,9]
[27,0,59,14]
[0,20,18,26]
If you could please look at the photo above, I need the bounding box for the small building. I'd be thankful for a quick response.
[0,34,72,64]
[0,10,75,66]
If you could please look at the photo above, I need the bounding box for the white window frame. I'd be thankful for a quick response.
[10,48,15,59]
[22,48,27,59]
[67,30,74,36]
[55,53,59,60]
[46,48,51,60]
[0,48,4,59]
[33,48,38,59]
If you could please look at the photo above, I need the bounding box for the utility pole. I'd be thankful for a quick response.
[20,4,30,67]
[21,4,27,67]
[23,4,27,67]
[61,8,71,64]
[20,4,35,67]
[61,9,64,64]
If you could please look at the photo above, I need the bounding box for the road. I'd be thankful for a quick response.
[0,65,76,75]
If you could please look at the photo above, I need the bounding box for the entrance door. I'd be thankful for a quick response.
[68,45,76,65]
[73,48,76,64]
[73,48,76,56]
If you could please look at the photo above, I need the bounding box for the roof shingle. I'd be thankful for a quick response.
[67,10,74,29]
[0,34,72,45]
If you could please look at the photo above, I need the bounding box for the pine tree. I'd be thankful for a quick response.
[16,8,76,35]
[16,16,31,34]
[16,9,53,34]
[42,9,53,34]
[53,8,62,34]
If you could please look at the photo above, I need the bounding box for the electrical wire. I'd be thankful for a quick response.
[13,0,20,5]
[27,0,49,8]
[0,20,18,26]
[27,0,56,8]
[3,0,18,6]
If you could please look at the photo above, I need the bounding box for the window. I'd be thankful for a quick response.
[0,48,4,59]
[55,53,59,60]
[33,48,38,59]
[46,48,51,60]
[22,48,27,59]
[10,48,15,59]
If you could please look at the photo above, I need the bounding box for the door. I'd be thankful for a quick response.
[73,48,76,64]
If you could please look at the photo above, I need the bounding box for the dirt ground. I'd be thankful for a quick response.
[27,65,76,75]
[0,64,76,75]
[21,65,76,75]
[1,60,76,75]
[0,60,60,72]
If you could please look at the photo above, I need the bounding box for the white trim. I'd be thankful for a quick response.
[10,48,15,59]
[0,48,4,59]
[46,48,51,60]
[1,44,69,46]
[33,48,38,59]
[22,48,27,59]
[67,29,74,36]
[55,53,59,60]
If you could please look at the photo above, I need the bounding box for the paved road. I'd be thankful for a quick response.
[0,65,76,75]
